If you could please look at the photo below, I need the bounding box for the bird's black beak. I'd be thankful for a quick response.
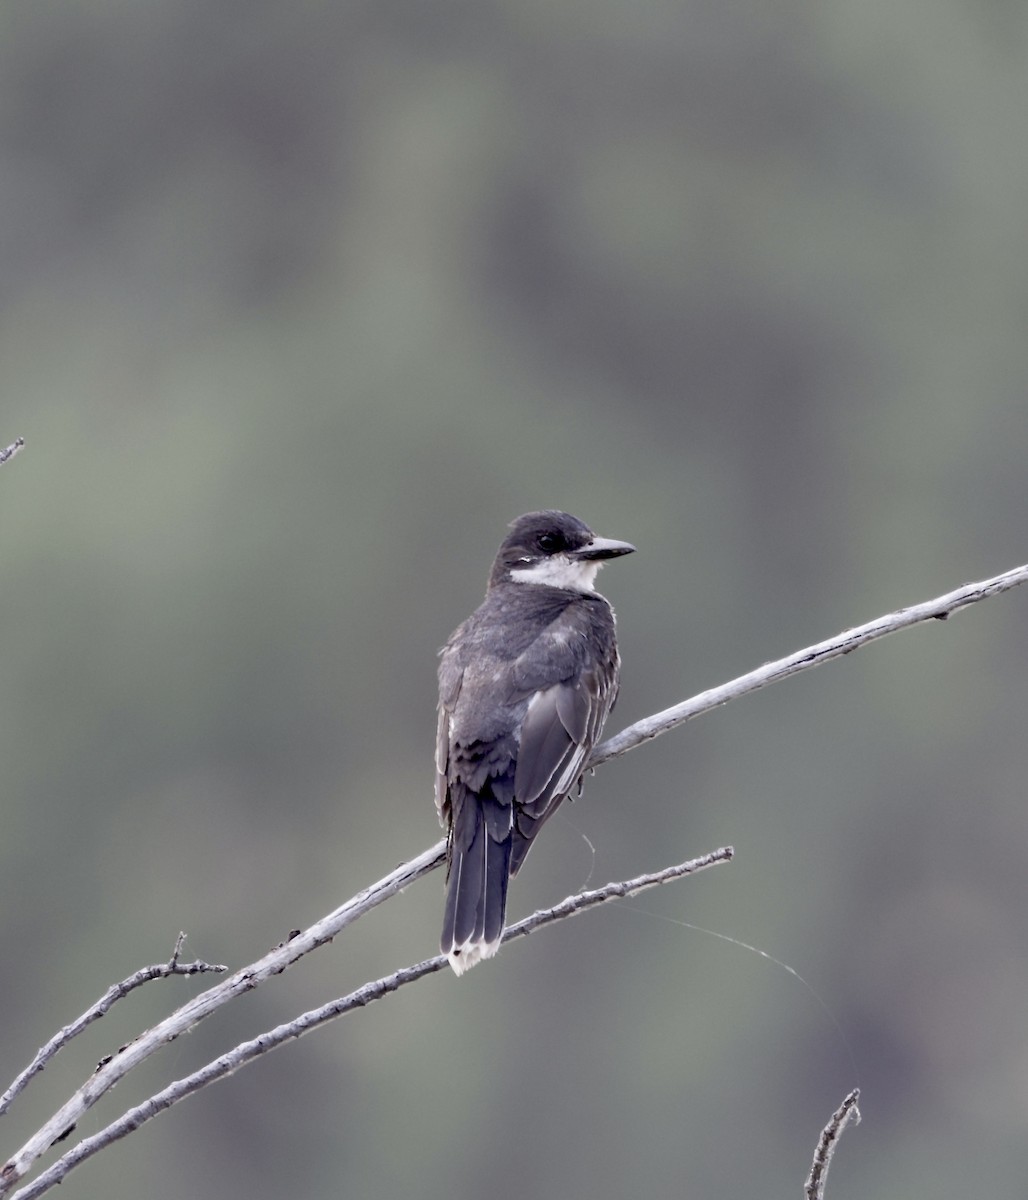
[573,536,636,561]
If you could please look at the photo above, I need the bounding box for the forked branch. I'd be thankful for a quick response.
[6,849,733,1200]
[3,560,1028,1198]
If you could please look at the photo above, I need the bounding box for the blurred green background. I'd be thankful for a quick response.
[2,0,1028,1196]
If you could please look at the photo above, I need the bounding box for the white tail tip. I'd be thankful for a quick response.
[447,937,501,976]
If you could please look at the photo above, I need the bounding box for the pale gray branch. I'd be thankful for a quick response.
[805,1089,861,1200]
[0,843,444,1195]
[0,937,226,1119]
[6,848,733,1200]
[591,562,1028,767]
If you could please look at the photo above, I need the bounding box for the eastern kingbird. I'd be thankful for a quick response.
[435,510,635,975]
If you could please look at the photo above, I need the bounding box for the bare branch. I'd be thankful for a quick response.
[0,938,227,1119]
[0,844,444,1195]
[591,562,1028,767]
[0,438,24,466]
[4,559,1027,1194]
[6,848,733,1200]
[503,846,733,945]
[805,1089,861,1200]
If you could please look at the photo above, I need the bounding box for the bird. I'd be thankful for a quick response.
[435,510,635,975]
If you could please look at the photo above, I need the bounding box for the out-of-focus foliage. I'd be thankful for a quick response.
[1,0,1028,1196]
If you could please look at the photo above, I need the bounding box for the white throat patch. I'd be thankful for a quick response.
[509,554,601,592]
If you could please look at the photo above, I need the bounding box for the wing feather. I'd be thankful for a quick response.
[509,652,618,876]
[435,658,464,826]
[514,686,581,809]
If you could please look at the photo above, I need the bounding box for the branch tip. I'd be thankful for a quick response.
[0,438,25,466]
[805,1088,861,1200]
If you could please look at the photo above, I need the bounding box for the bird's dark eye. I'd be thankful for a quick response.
[537,531,565,553]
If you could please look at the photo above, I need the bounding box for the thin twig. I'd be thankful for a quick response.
[6,848,733,1200]
[805,1089,861,1200]
[168,931,187,967]
[0,938,227,1119]
[0,438,25,466]
[591,562,1028,767]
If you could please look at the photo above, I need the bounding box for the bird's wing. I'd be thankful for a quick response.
[513,658,616,817]
[435,649,465,827]
[507,646,618,878]
[506,614,618,820]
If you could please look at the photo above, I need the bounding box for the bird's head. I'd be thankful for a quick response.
[489,510,635,592]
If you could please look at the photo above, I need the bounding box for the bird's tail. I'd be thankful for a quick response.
[441,791,512,976]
